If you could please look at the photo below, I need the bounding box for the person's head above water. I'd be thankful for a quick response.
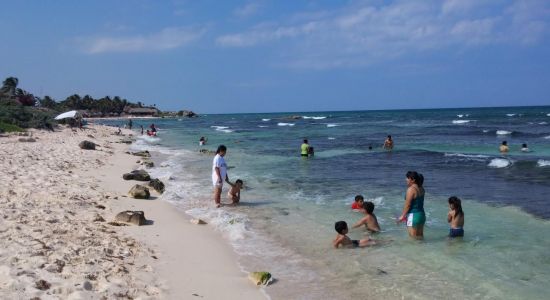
[522,143,527,148]
[363,201,375,214]
[216,145,227,155]
[387,135,392,139]
[502,141,507,146]
[354,195,364,203]
[335,221,348,234]
[303,139,308,144]
[406,171,424,187]
[448,196,463,216]
[235,179,243,186]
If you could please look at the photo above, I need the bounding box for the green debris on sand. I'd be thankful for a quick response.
[248,272,272,286]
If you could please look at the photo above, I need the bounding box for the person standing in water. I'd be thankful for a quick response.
[398,171,426,239]
[212,145,229,208]
[383,135,394,150]
[499,141,509,153]
[301,139,310,157]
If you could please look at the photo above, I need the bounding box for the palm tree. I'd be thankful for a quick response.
[1,77,19,96]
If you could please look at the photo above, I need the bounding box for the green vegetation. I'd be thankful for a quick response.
[0,122,23,133]
[0,76,149,130]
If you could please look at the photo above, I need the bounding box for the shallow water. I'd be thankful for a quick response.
[100,106,550,299]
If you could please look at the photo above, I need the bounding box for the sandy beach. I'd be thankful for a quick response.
[0,125,265,299]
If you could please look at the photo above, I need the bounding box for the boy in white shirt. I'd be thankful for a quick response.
[212,145,229,208]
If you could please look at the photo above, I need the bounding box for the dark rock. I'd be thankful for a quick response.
[95,204,106,209]
[122,170,151,181]
[132,150,151,157]
[87,134,95,139]
[79,140,96,150]
[35,279,51,290]
[114,211,147,226]
[92,214,105,222]
[199,149,215,155]
[128,185,150,199]
[143,160,154,168]
[83,280,93,290]
[148,178,165,194]
[18,137,36,142]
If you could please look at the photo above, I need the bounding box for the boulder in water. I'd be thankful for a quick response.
[148,178,165,194]
[132,150,151,157]
[143,160,154,168]
[79,140,96,150]
[248,272,272,286]
[128,184,150,199]
[114,211,147,226]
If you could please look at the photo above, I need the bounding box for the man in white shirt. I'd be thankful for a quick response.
[212,145,229,207]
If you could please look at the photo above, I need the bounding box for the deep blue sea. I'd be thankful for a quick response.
[96,106,550,299]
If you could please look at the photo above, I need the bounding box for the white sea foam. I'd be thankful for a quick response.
[545,135,550,139]
[177,119,183,121]
[539,122,548,125]
[496,130,512,135]
[258,125,268,128]
[211,126,229,129]
[444,153,490,159]
[537,160,550,167]
[457,114,464,118]
[506,114,516,117]
[328,137,336,140]
[303,116,326,120]
[488,158,511,168]
[262,118,271,121]
[452,120,471,124]
[277,122,295,127]
[547,113,550,117]
[326,124,339,127]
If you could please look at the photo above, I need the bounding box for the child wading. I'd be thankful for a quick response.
[352,201,381,232]
[447,196,465,238]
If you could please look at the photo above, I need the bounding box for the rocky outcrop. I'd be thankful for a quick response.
[132,150,151,157]
[148,178,165,194]
[122,170,151,181]
[114,211,147,226]
[190,219,207,225]
[143,160,154,168]
[128,185,150,199]
[79,140,96,150]
[179,110,198,118]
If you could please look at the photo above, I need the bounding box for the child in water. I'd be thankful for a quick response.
[227,179,243,205]
[447,196,465,237]
[351,195,365,211]
[333,221,375,248]
[352,201,381,232]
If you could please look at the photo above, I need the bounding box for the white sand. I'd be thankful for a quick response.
[0,125,265,299]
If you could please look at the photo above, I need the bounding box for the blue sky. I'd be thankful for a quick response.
[1,0,549,113]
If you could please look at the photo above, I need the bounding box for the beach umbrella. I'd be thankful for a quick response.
[54,110,81,120]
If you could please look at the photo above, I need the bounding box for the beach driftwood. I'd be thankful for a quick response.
[128,184,150,199]
[148,178,165,194]
[114,211,147,226]
[122,170,151,181]
[79,140,96,150]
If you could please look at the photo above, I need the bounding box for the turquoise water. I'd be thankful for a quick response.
[100,106,550,299]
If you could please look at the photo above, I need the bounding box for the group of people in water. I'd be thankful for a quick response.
[333,170,465,248]
[499,140,530,153]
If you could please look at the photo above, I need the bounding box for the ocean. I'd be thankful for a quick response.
[99,106,550,299]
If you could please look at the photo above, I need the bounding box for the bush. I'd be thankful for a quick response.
[0,103,56,129]
[0,122,24,133]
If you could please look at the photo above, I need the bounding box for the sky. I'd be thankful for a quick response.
[0,0,549,113]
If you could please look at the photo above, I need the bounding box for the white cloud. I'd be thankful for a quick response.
[216,0,549,69]
[79,27,205,54]
[234,2,263,18]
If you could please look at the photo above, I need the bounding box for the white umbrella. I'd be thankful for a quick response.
[54,110,81,120]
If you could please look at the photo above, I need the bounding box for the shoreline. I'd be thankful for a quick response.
[0,125,265,299]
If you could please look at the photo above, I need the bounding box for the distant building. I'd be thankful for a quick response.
[123,107,159,117]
